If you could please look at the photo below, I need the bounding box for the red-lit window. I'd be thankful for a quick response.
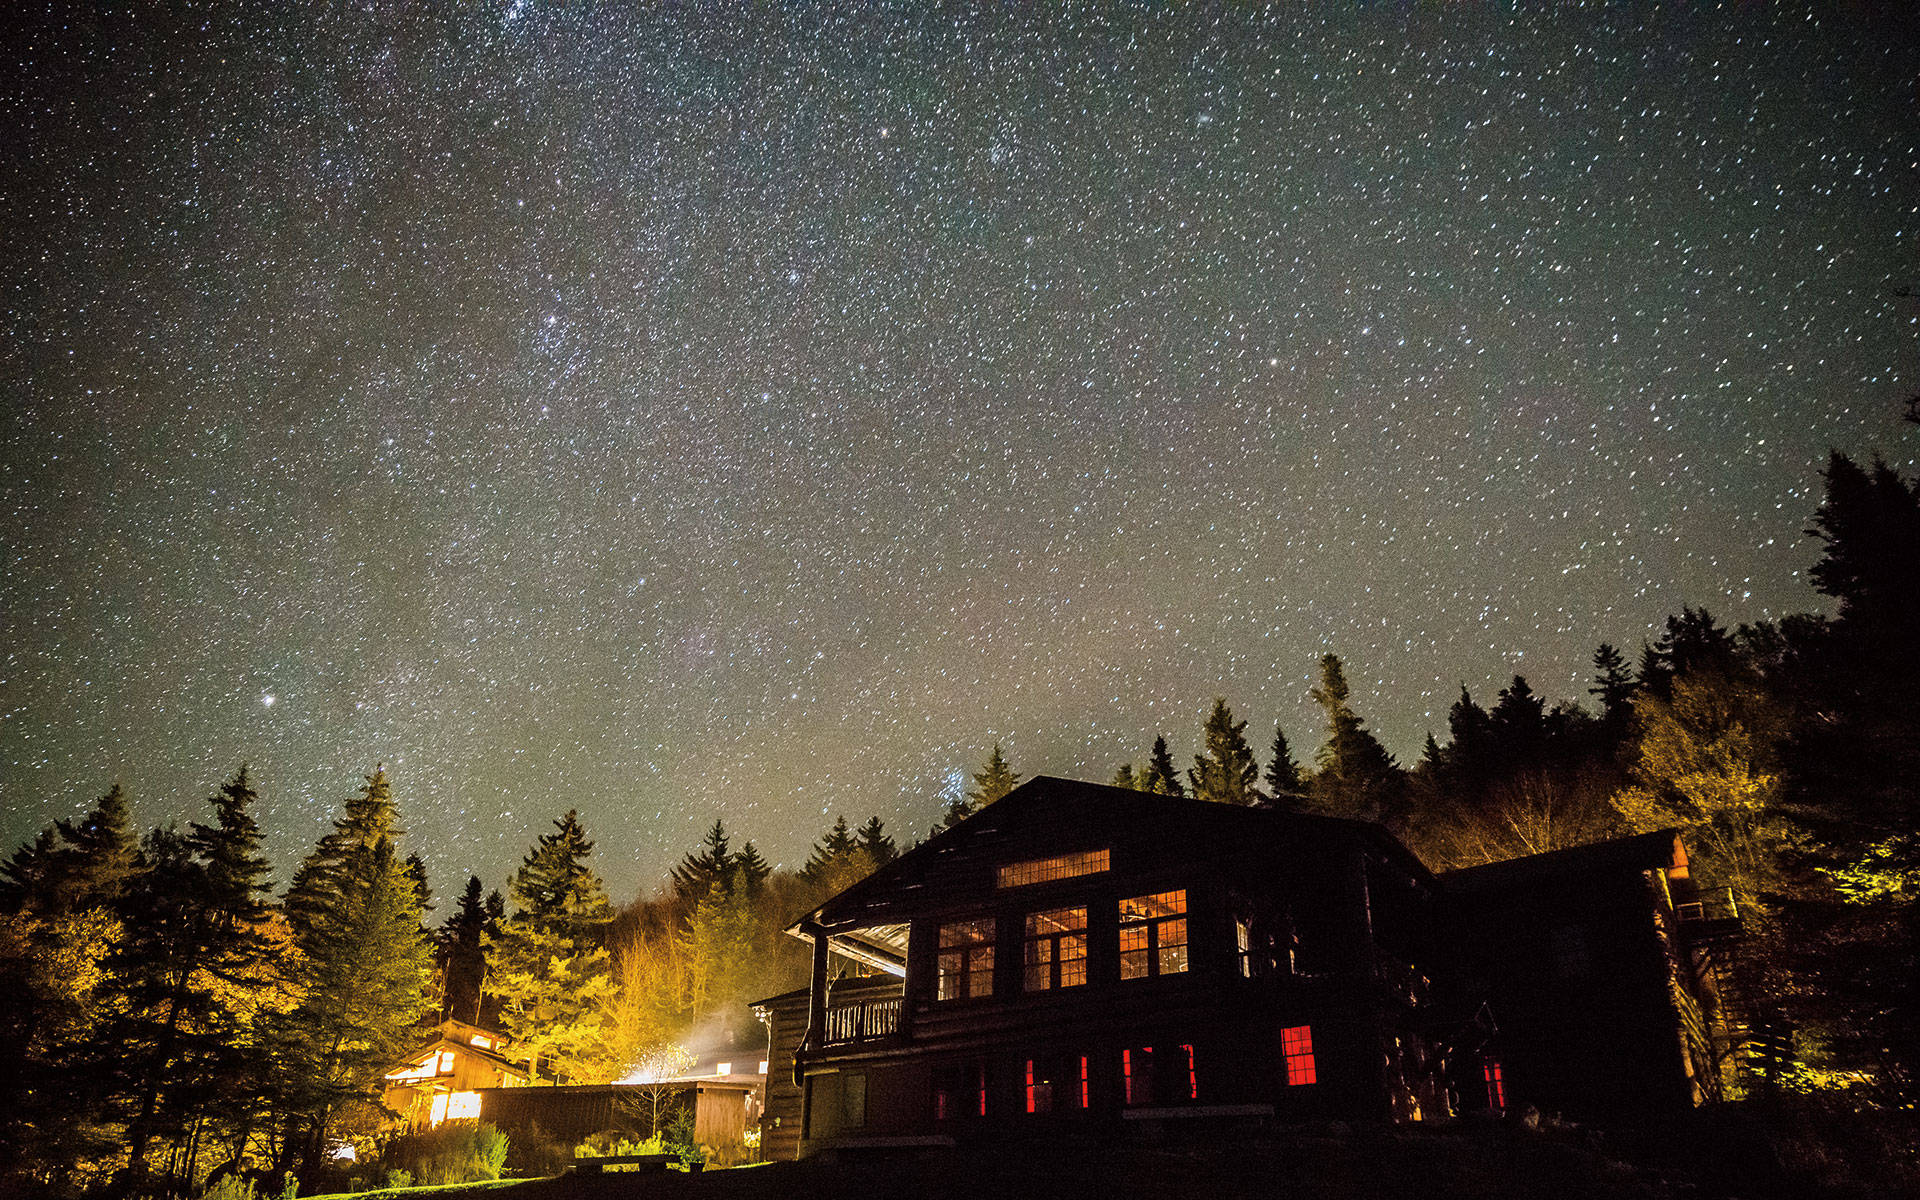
[937,918,995,1001]
[933,1061,989,1120]
[1024,907,1089,991]
[1123,1047,1147,1105]
[1282,1025,1317,1085]
[1123,1044,1197,1105]
[1080,1055,1090,1108]
[1482,1056,1505,1110]
[1119,891,1189,979]
[1024,1054,1087,1113]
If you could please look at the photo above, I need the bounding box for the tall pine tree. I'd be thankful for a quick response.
[1265,723,1305,809]
[269,767,432,1179]
[489,811,615,1083]
[1189,698,1258,805]
[1309,655,1406,827]
[967,743,1021,809]
[1141,735,1185,797]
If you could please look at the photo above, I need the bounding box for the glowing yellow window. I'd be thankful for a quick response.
[1118,890,1189,980]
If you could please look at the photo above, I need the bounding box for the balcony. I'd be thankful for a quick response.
[823,996,903,1046]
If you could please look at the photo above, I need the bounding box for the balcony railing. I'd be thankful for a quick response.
[1676,886,1740,924]
[823,996,903,1045]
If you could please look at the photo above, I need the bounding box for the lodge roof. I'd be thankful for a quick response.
[1440,828,1686,895]
[790,774,1434,935]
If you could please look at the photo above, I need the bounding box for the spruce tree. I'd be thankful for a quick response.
[855,817,898,865]
[1110,763,1139,790]
[1265,724,1305,809]
[1309,655,1406,826]
[670,820,734,903]
[732,843,772,895]
[967,743,1021,809]
[1141,736,1185,797]
[1189,698,1258,804]
[489,811,615,1083]
[439,876,492,1025]
[269,768,433,1178]
[802,817,879,894]
[1590,643,1637,724]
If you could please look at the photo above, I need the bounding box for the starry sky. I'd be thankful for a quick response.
[3,2,1915,901]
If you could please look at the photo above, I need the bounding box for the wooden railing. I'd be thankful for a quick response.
[823,996,903,1045]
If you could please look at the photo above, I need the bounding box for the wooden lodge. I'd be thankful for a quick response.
[755,776,1737,1159]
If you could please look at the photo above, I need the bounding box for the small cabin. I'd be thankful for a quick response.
[381,1019,529,1129]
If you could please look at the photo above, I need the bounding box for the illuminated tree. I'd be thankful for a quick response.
[269,768,434,1178]
[1110,763,1140,790]
[1612,673,1793,909]
[1189,698,1258,805]
[490,810,615,1082]
[0,785,137,1186]
[801,817,877,893]
[109,768,277,1184]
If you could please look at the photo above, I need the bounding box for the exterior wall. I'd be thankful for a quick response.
[1452,866,1697,1123]
[790,824,1441,1155]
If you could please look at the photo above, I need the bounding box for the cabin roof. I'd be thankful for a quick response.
[1440,828,1686,894]
[789,774,1434,934]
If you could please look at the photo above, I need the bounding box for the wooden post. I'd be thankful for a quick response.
[805,924,829,1050]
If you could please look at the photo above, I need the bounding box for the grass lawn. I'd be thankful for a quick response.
[327,1126,1681,1200]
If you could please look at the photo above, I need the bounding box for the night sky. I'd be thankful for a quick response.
[4,3,1915,900]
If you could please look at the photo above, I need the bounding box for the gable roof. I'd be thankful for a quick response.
[789,774,1432,934]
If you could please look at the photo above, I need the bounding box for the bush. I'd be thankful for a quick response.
[370,1123,509,1188]
[202,1177,255,1200]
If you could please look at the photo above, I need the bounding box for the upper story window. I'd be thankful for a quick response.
[997,849,1110,889]
[1119,889,1189,979]
[1024,906,1088,991]
[937,917,996,1001]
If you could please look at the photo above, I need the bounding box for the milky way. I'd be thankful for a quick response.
[3,3,1914,897]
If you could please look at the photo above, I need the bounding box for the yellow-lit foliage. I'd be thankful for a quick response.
[1613,672,1795,908]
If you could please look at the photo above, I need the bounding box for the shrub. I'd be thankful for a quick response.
[202,1177,255,1200]
[371,1123,510,1188]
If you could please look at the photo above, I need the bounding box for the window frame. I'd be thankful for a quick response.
[1281,1024,1317,1086]
[1118,889,1190,980]
[936,917,996,1001]
[1023,905,1089,992]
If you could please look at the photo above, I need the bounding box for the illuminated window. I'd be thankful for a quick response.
[1080,1055,1090,1108]
[1123,1044,1197,1105]
[715,1062,731,1076]
[758,1060,769,1074]
[937,918,996,1001]
[446,1091,482,1121]
[997,849,1111,889]
[1482,1056,1505,1110]
[1119,890,1189,979]
[428,1093,449,1126]
[1024,907,1088,991]
[436,1050,456,1074]
[1282,1025,1317,1086]
[1023,1053,1088,1114]
[469,1034,494,1049]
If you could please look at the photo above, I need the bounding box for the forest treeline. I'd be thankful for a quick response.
[3,446,1916,1197]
